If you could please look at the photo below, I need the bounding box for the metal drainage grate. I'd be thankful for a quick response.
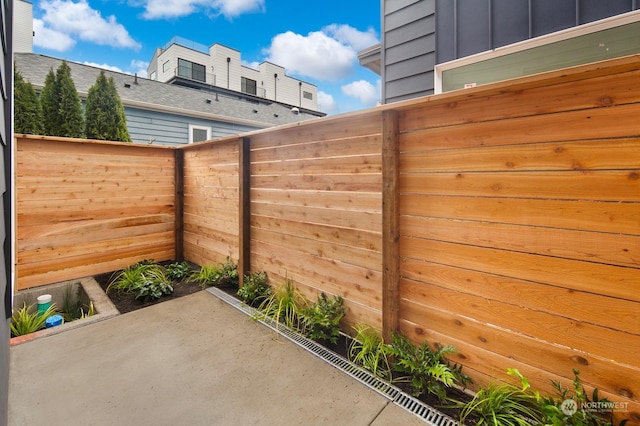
[207,287,460,426]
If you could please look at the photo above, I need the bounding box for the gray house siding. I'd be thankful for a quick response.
[1,1,12,425]
[435,0,640,63]
[382,0,436,103]
[381,0,640,103]
[125,107,258,146]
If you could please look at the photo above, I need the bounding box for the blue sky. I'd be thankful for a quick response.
[30,0,382,115]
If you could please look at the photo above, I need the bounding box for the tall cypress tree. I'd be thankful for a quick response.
[55,61,84,138]
[14,67,43,135]
[40,68,57,135]
[85,71,131,142]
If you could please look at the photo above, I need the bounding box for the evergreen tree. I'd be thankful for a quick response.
[85,71,131,142]
[40,61,84,137]
[14,67,43,135]
[40,68,57,135]
[55,61,84,138]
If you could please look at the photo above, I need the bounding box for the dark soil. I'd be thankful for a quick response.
[94,262,203,314]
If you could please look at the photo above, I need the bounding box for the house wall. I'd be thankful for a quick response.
[1,1,13,424]
[13,0,32,53]
[436,0,640,63]
[381,0,640,103]
[124,107,257,146]
[381,0,436,104]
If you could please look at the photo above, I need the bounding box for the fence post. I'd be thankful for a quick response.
[382,110,400,342]
[174,149,184,262]
[238,137,251,286]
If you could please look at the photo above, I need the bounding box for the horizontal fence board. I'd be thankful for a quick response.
[400,103,640,151]
[251,134,381,163]
[400,67,640,131]
[399,237,640,303]
[252,201,381,233]
[252,188,381,211]
[400,194,640,235]
[400,215,640,267]
[252,174,382,192]
[252,215,382,252]
[400,139,640,172]
[398,296,640,401]
[400,170,640,201]
[251,154,382,175]
[398,277,640,367]
[401,258,640,336]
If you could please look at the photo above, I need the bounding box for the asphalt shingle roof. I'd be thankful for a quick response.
[15,53,324,128]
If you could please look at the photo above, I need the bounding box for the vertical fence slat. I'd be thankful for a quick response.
[382,110,400,342]
[239,137,251,285]
[174,149,184,262]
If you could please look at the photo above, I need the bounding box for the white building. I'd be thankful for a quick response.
[13,0,33,53]
[148,37,319,112]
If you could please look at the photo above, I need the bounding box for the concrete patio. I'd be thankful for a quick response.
[9,290,430,426]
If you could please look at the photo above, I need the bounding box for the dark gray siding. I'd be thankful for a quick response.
[1,1,11,425]
[435,0,640,63]
[382,0,436,103]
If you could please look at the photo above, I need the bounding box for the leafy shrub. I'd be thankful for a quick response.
[107,260,173,301]
[134,266,173,302]
[385,332,471,401]
[348,323,391,380]
[459,369,545,426]
[300,293,345,344]
[190,258,239,289]
[256,279,307,331]
[165,261,192,282]
[237,271,270,306]
[10,303,58,337]
[538,369,628,426]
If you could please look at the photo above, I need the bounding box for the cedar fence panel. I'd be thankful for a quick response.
[16,135,175,289]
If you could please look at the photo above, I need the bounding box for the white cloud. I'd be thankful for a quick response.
[33,18,76,51]
[36,0,140,50]
[264,25,379,82]
[341,79,380,106]
[142,0,264,19]
[264,31,355,81]
[83,62,124,73]
[317,91,337,115]
[323,24,379,51]
[130,60,149,78]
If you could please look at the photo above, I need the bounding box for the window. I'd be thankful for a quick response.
[241,77,257,95]
[303,91,313,100]
[178,58,206,83]
[162,61,170,73]
[189,124,211,144]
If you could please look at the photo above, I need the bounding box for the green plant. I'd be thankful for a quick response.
[190,258,239,289]
[85,70,131,142]
[538,369,628,426]
[237,271,270,306]
[10,303,58,337]
[300,293,345,344]
[348,324,391,380]
[14,66,43,135]
[165,261,192,282]
[107,261,173,301]
[256,279,307,331]
[385,332,470,401]
[61,284,95,322]
[459,368,544,426]
[134,266,173,302]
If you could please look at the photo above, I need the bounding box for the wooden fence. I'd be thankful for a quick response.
[15,55,640,422]
[16,136,176,289]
